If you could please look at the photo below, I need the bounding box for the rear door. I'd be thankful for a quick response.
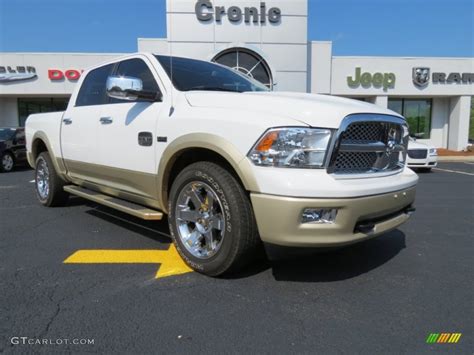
[96,57,165,199]
[61,63,115,183]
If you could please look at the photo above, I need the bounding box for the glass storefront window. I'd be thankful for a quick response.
[212,48,273,89]
[18,98,69,127]
[388,98,432,139]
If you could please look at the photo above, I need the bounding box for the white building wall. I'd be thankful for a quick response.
[448,96,471,151]
[310,41,332,94]
[330,56,474,97]
[138,0,308,92]
[367,95,388,108]
[0,53,122,96]
[429,97,450,148]
[324,55,473,150]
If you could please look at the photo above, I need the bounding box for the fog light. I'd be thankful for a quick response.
[301,208,338,224]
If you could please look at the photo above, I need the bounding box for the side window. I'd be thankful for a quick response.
[76,64,114,107]
[113,58,160,103]
[15,130,25,145]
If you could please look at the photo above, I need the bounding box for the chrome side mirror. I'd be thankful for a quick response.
[106,76,143,101]
[106,76,162,102]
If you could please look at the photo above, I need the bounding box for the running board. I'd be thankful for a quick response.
[63,185,163,220]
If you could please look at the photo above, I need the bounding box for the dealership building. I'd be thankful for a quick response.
[0,0,472,150]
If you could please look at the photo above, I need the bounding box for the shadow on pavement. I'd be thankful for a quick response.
[82,202,406,283]
[267,230,406,282]
[7,165,33,174]
[85,205,172,245]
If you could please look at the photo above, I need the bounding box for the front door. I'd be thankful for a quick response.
[97,57,165,200]
[61,63,115,183]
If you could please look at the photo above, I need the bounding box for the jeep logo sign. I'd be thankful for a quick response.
[195,1,281,23]
[347,67,396,91]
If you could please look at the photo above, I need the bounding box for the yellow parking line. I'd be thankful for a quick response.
[65,250,166,263]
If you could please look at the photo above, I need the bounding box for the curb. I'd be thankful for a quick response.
[437,156,474,162]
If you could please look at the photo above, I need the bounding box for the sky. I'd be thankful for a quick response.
[0,0,472,57]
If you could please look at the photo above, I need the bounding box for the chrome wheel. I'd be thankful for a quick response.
[175,181,225,259]
[36,157,50,200]
[2,154,13,171]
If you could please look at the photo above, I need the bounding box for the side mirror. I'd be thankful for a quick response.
[106,76,162,102]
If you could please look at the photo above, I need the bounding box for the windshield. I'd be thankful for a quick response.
[0,128,15,141]
[155,55,269,93]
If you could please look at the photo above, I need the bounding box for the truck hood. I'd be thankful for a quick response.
[184,91,403,128]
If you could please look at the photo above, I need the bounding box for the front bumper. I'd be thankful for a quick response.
[407,156,438,168]
[251,186,416,247]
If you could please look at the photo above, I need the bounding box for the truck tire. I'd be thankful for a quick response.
[35,152,69,207]
[168,161,261,276]
[0,152,14,173]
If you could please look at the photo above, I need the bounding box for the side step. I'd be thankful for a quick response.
[64,185,163,220]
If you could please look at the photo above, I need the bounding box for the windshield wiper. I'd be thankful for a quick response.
[186,86,243,93]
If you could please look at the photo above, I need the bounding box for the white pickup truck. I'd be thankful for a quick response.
[26,53,418,276]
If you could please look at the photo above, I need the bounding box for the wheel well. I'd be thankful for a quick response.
[164,148,246,205]
[32,139,48,161]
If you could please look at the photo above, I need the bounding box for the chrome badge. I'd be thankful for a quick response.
[412,67,430,88]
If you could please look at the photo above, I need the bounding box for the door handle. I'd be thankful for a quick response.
[63,118,72,125]
[100,117,113,125]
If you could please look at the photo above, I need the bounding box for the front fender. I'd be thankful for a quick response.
[157,133,260,212]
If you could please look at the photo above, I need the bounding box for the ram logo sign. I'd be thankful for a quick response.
[412,67,430,88]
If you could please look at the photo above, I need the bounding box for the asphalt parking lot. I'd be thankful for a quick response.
[1,163,473,354]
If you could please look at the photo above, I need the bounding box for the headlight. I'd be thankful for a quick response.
[248,128,332,168]
[429,148,438,156]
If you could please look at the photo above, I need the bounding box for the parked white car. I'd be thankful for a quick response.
[407,139,438,171]
[25,53,418,276]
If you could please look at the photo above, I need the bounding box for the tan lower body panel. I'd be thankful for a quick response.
[64,159,159,202]
[250,186,416,247]
[64,185,163,220]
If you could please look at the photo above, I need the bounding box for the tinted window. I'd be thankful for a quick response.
[388,99,403,114]
[15,129,25,145]
[110,58,160,103]
[389,98,432,139]
[116,59,159,92]
[156,55,269,93]
[76,64,114,107]
[0,128,15,141]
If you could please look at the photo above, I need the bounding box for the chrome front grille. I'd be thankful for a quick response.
[341,122,385,143]
[334,152,378,173]
[328,114,409,176]
[408,149,428,159]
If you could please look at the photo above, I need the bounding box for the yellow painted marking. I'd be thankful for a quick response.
[64,244,193,279]
[448,333,462,343]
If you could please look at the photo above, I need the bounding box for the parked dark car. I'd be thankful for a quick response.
[0,128,27,172]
